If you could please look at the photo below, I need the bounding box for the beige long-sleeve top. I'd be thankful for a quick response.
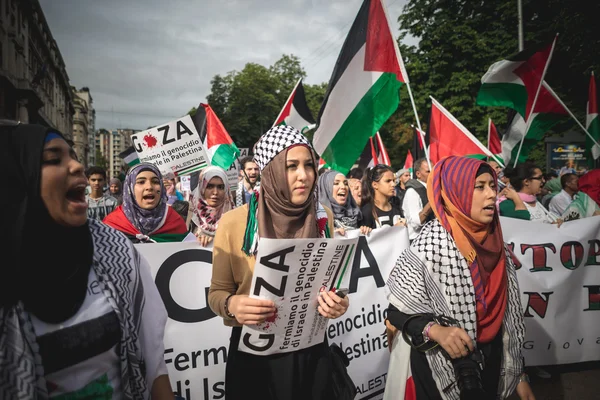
[208,204,334,327]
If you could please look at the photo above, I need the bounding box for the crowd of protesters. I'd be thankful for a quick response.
[2,120,599,399]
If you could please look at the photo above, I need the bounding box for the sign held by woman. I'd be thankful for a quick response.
[239,237,358,355]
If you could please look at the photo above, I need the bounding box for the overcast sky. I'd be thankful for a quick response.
[40,0,413,131]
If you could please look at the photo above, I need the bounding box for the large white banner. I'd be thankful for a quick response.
[131,115,210,176]
[239,237,358,355]
[501,216,600,366]
[330,226,409,400]
[135,243,229,399]
[138,217,600,399]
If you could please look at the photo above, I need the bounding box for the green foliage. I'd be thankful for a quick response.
[387,0,600,168]
[195,1,598,168]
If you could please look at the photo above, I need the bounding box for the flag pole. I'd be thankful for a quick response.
[542,81,600,149]
[513,35,558,167]
[406,82,431,170]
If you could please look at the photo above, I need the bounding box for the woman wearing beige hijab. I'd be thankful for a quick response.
[208,125,350,400]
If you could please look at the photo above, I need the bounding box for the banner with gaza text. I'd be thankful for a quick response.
[136,216,600,399]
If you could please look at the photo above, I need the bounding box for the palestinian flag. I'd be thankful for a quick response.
[273,79,316,133]
[119,146,140,167]
[194,103,240,170]
[429,97,494,163]
[476,38,556,120]
[313,0,407,174]
[403,150,414,175]
[358,132,391,169]
[411,125,427,162]
[586,72,600,167]
[500,82,567,165]
[488,119,502,155]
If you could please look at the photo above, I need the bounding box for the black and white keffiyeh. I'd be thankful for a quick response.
[385,220,525,400]
[0,220,167,399]
[252,125,311,171]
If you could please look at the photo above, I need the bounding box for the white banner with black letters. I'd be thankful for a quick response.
[238,237,358,356]
[131,115,210,176]
[137,217,600,399]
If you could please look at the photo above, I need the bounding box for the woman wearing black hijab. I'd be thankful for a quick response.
[0,122,173,399]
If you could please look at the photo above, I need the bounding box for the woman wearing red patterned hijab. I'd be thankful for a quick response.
[385,156,533,400]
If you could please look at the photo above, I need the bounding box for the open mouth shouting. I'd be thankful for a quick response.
[335,189,348,204]
[65,180,88,214]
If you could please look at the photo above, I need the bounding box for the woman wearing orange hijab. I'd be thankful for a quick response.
[384,156,534,400]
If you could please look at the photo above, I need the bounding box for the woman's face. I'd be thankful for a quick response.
[286,146,316,205]
[349,179,362,206]
[470,172,497,225]
[523,168,544,195]
[41,138,88,227]
[373,170,396,199]
[109,183,120,194]
[134,170,162,209]
[400,172,411,184]
[332,173,349,206]
[203,176,226,207]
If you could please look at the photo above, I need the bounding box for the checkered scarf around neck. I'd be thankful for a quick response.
[317,169,360,229]
[242,125,329,255]
[122,163,168,236]
[191,166,233,236]
[427,156,505,312]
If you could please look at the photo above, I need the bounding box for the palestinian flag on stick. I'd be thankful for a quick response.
[357,132,390,169]
[313,0,408,174]
[403,150,414,176]
[476,38,557,120]
[429,97,494,164]
[119,146,140,167]
[488,119,502,155]
[499,82,567,165]
[273,79,316,133]
[193,103,240,170]
[587,72,600,166]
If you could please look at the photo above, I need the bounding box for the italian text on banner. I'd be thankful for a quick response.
[332,226,410,400]
[238,237,358,356]
[501,216,600,366]
[135,242,230,399]
[131,115,210,176]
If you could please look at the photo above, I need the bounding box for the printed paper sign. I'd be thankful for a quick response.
[131,115,210,176]
[238,237,358,356]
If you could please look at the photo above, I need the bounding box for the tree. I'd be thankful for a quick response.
[387,0,600,168]
[203,54,311,148]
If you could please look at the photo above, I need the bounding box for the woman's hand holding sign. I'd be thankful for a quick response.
[228,295,276,325]
[317,289,349,319]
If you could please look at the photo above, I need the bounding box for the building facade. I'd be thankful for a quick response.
[0,0,74,135]
[97,128,137,179]
[72,87,95,168]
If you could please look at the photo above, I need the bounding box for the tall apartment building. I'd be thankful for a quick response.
[96,128,137,179]
[0,0,74,135]
[72,87,95,168]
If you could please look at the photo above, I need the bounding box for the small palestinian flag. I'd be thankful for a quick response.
[358,132,390,169]
[193,103,240,170]
[428,97,494,163]
[313,0,408,174]
[488,119,502,155]
[119,146,140,167]
[586,72,600,166]
[273,79,315,133]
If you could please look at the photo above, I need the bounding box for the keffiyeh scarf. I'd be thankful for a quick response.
[0,220,159,399]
